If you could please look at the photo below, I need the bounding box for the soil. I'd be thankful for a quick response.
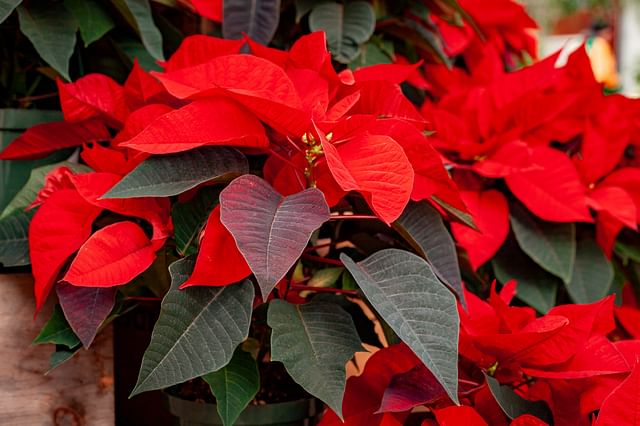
[168,361,310,405]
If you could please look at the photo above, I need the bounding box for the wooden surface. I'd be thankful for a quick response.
[0,274,114,426]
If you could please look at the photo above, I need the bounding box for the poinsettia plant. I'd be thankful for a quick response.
[3,0,640,425]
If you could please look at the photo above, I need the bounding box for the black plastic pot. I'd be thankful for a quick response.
[165,393,321,426]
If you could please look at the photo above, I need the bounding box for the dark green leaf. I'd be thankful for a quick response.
[0,0,21,24]
[268,299,362,419]
[341,249,459,404]
[172,187,219,256]
[566,238,614,304]
[114,0,164,60]
[64,0,114,46]
[295,0,319,23]
[223,0,281,45]
[1,161,91,220]
[349,41,393,69]
[510,203,576,283]
[111,34,161,71]
[33,304,81,348]
[131,257,254,396]
[103,147,248,198]
[0,209,33,267]
[17,2,78,80]
[615,240,640,264]
[485,374,552,423]
[431,195,476,230]
[47,345,81,373]
[394,201,463,303]
[309,1,375,63]
[492,238,559,313]
[203,347,259,426]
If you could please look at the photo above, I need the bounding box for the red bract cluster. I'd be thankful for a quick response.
[1,32,459,308]
[423,45,640,267]
[320,282,640,426]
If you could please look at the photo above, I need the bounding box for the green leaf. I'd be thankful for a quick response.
[394,201,463,302]
[111,34,162,71]
[0,109,67,212]
[309,1,375,63]
[172,187,219,256]
[203,347,259,426]
[33,304,81,348]
[47,345,81,373]
[341,249,459,404]
[1,162,91,219]
[0,0,21,24]
[114,0,164,60]
[131,257,254,396]
[492,238,559,313]
[103,147,248,198]
[349,41,393,69]
[0,209,33,267]
[223,0,281,45]
[64,0,114,46]
[295,0,319,23]
[510,203,576,283]
[615,240,640,264]
[17,2,78,81]
[268,299,361,419]
[431,195,476,230]
[566,237,614,304]
[485,374,552,423]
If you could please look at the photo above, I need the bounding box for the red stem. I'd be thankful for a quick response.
[301,253,344,266]
[290,284,358,296]
[329,214,379,221]
[124,296,162,302]
[304,242,335,252]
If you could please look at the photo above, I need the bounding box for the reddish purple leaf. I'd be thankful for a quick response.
[219,175,330,298]
[378,363,447,412]
[56,283,117,348]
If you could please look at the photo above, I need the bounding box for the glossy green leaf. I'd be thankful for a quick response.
[33,304,81,348]
[566,238,614,304]
[1,162,91,220]
[394,201,463,302]
[17,2,78,80]
[172,187,219,256]
[203,347,259,426]
[112,34,161,71]
[64,0,114,46]
[268,299,362,419]
[510,203,576,283]
[114,0,164,60]
[485,374,552,423]
[0,209,33,267]
[131,257,254,396]
[223,0,281,45]
[349,41,393,69]
[0,0,21,24]
[309,1,375,63]
[492,238,559,314]
[341,249,459,404]
[103,147,248,198]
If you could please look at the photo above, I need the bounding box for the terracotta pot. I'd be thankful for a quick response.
[164,392,322,426]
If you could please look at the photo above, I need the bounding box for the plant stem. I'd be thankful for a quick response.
[123,296,162,302]
[329,214,379,221]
